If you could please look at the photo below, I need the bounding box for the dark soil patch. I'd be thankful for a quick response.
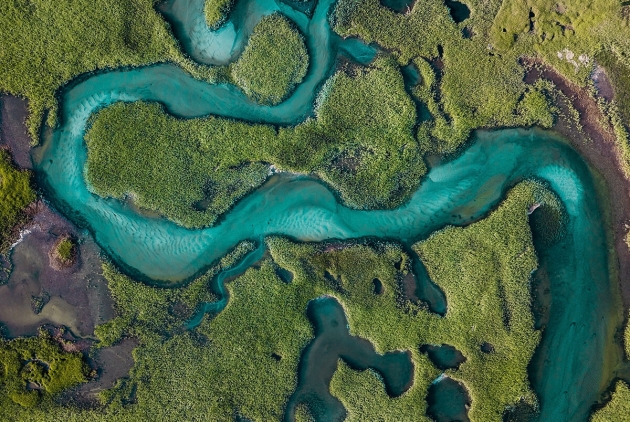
[0,201,114,338]
[0,95,32,169]
[401,272,420,303]
[64,338,139,407]
[592,66,615,102]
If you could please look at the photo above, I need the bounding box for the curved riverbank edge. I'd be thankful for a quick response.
[524,58,630,308]
[524,57,630,410]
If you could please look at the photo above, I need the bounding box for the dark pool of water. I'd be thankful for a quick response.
[445,0,470,23]
[408,249,448,315]
[401,63,433,123]
[421,344,466,370]
[284,296,413,422]
[275,266,294,283]
[427,375,471,422]
[380,0,415,13]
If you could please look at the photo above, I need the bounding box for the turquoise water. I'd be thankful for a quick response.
[32,0,620,420]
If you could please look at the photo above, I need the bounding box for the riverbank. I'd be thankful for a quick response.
[523,58,630,308]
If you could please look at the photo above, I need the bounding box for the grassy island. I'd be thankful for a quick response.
[49,235,77,270]
[231,13,309,105]
[0,334,89,410]
[205,0,234,29]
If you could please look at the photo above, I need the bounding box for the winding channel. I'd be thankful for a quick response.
[32,0,620,420]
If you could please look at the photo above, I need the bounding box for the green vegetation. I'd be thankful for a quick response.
[6,181,542,420]
[332,0,630,152]
[96,253,320,420]
[0,333,89,409]
[231,13,309,105]
[205,0,234,29]
[85,58,424,227]
[412,182,544,420]
[332,0,540,151]
[85,102,273,227]
[324,181,546,421]
[54,236,76,264]
[0,149,35,247]
[93,240,253,347]
[597,51,630,126]
[591,381,630,422]
[0,0,209,140]
[490,0,630,83]
[330,359,438,421]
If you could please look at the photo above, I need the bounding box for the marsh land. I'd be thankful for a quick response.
[1,0,630,421]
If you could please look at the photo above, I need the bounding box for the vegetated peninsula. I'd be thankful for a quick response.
[0,0,629,421]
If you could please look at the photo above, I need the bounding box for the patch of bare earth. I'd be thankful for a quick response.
[0,95,33,169]
[0,201,115,338]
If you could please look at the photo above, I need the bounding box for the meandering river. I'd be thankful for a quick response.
[32,0,621,420]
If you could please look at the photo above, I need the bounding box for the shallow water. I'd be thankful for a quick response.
[31,0,621,419]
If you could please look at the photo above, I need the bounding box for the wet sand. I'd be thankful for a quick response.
[0,94,114,338]
[64,337,139,407]
[0,201,114,338]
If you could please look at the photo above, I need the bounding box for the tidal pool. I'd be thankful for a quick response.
[31,0,622,419]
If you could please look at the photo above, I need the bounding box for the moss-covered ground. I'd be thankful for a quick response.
[0,334,90,410]
[85,58,424,227]
[231,13,309,105]
[0,149,35,247]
